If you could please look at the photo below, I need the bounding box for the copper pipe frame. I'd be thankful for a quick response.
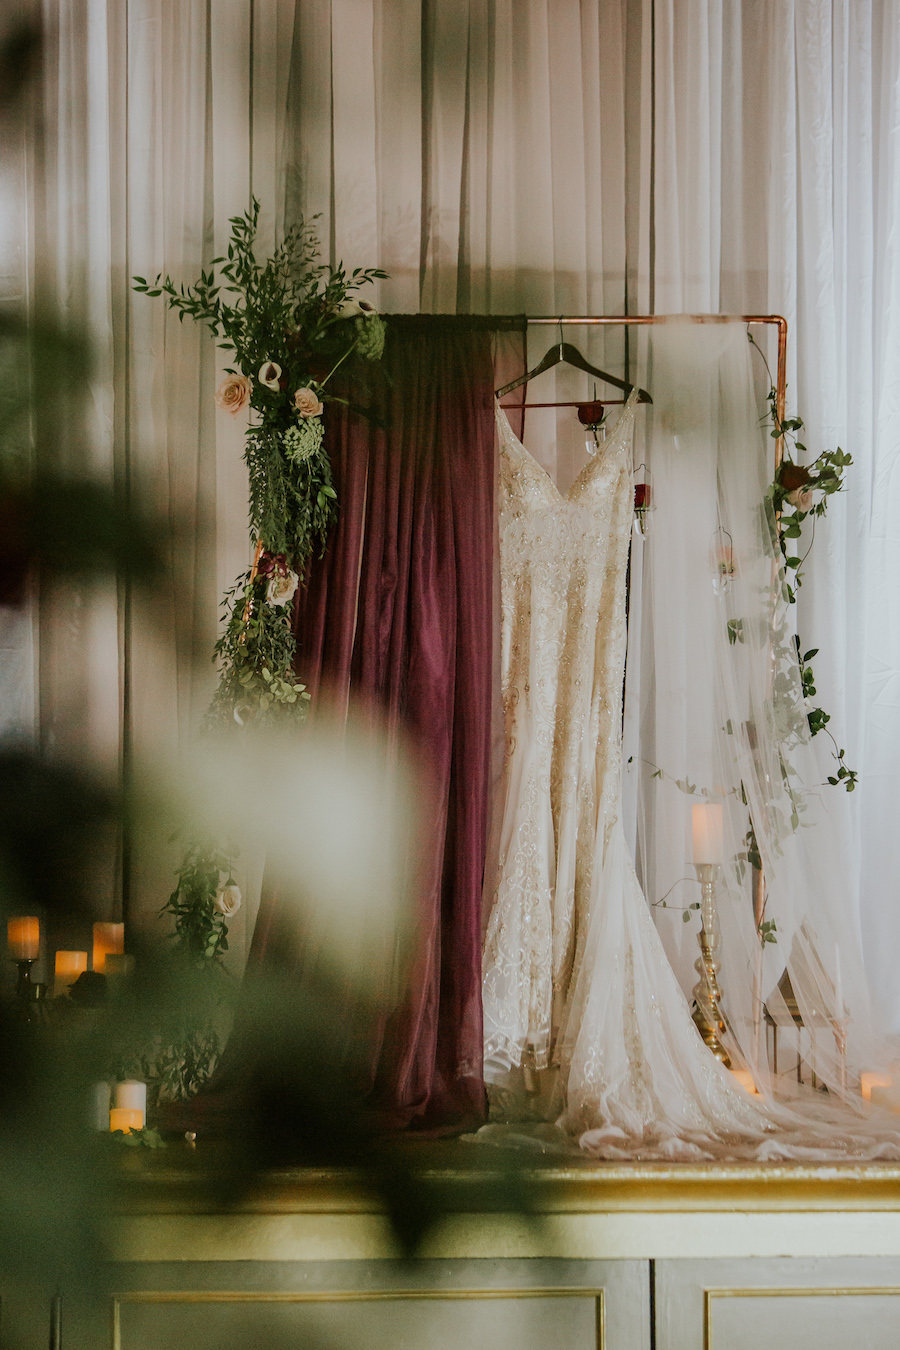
[239,538,266,642]
[523,315,788,468]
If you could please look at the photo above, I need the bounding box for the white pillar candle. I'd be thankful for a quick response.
[92,922,124,973]
[870,1084,900,1114]
[109,1108,143,1133]
[861,1072,892,1102]
[8,917,40,960]
[115,1080,147,1116]
[692,803,723,864]
[55,950,87,995]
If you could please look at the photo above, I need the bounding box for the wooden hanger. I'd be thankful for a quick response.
[496,329,652,404]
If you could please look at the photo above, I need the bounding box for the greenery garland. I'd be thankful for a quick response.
[132,203,386,1099]
[761,383,856,789]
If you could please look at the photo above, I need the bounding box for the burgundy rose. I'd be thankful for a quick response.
[577,401,606,426]
[634,483,652,510]
[255,551,288,578]
[778,462,812,492]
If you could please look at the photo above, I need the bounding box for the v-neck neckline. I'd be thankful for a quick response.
[496,388,639,502]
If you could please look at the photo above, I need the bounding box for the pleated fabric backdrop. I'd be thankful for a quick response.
[23,0,900,1029]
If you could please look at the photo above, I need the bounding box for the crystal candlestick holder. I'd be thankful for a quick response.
[691,863,731,1067]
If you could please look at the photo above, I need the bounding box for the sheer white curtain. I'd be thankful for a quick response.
[649,0,900,1031]
[283,0,644,486]
[28,0,297,945]
[21,0,900,1015]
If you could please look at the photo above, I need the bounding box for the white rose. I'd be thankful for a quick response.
[258,360,283,389]
[337,297,378,319]
[214,883,242,917]
[266,568,300,608]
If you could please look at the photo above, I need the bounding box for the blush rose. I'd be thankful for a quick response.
[293,386,324,417]
[214,374,251,416]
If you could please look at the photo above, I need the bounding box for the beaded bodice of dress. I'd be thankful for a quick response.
[483,392,639,1078]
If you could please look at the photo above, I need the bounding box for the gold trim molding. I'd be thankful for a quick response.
[704,1286,900,1350]
[112,1287,605,1350]
[117,1155,900,1216]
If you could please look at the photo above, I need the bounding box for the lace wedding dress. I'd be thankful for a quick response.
[481,395,900,1161]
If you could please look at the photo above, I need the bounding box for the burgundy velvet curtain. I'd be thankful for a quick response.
[248,316,502,1132]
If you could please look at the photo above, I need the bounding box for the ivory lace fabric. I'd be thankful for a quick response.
[483,392,642,1081]
[480,395,900,1161]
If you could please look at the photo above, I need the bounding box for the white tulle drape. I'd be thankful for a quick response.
[648,0,900,1033]
[633,320,893,1098]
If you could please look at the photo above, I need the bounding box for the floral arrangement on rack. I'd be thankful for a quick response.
[761,383,856,790]
[134,199,385,731]
[132,202,386,1099]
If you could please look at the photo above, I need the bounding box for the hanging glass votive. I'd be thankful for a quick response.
[710,527,736,595]
[577,400,607,457]
[633,465,654,537]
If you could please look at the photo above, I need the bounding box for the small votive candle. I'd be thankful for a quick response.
[862,1072,893,1103]
[115,1080,147,1116]
[109,1108,144,1134]
[8,917,40,961]
[55,950,87,995]
[692,803,723,865]
[869,1084,900,1115]
[92,922,124,973]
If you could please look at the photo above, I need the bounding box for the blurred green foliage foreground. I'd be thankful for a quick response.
[0,20,537,1349]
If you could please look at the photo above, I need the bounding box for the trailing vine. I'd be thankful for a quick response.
[753,336,856,791]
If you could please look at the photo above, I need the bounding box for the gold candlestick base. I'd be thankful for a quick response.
[691,863,731,1068]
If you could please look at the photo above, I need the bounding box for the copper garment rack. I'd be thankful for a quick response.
[507,314,788,467]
